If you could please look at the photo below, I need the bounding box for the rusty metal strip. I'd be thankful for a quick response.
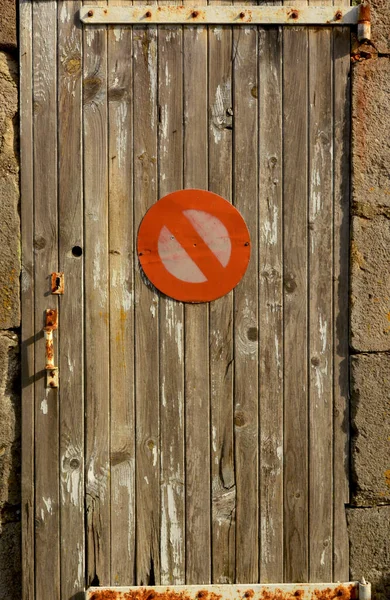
[44,309,59,388]
[85,583,364,600]
[80,5,359,26]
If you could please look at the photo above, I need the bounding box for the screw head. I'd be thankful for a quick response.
[87,9,93,17]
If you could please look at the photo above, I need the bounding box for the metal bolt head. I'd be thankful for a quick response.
[335,10,342,21]
[239,11,245,19]
[290,10,299,19]
[87,9,93,17]
[145,11,152,18]
[191,10,199,18]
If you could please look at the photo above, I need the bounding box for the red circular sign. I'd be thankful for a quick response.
[137,189,251,303]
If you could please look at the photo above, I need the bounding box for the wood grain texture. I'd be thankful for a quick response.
[233,16,259,585]
[133,19,160,586]
[333,22,350,583]
[282,0,309,582]
[183,9,211,585]
[20,1,35,597]
[83,0,111,584]
[108,0,136,583]
[33,1,60,597]
[208,19,235,585]
[21,3,353,589]
[158,10,185,585]
[58,1,85,596]
[258,24,284,584]
[308,9,333,582]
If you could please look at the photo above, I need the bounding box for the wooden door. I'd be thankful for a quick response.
[20,0,351,598]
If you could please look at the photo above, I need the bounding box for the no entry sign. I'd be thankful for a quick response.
[137,189,250,303]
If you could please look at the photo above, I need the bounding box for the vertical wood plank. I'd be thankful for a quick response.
[33,0,60,597]
[83,0,110,585]
[333,22,350,583]
[108,1,136,584]
[308,7,333,581]
[258,24,284,584]
[283,0,309,583]
[183,11,211,585]
[20,1,35,597]
[233,18,259,585]
[158,10,185,585]
[58,1,85,596]
[208,17,235,585]
[133,20,160,585]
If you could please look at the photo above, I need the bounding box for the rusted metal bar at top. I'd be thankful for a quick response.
[85,583,365,600]
[80,5,360,26]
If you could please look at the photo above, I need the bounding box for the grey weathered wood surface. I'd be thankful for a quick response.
[108,0,136,582]
[183,0,211,585]
[282,0,309,582]
[158,6,186,585]
[20,0,34,597]
[208,15,235,585]
[233,10,259,584]
[58,0,85,596]
[308,8,333,582]
[83,0,111,585]
[133,10,160,586]
[33,0,60,597]
[258,21,284,584]
[333,18,351,584]
[20,0,351,594]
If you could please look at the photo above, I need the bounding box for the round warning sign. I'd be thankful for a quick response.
[137,189,251,303]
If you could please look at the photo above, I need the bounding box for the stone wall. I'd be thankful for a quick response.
[0,1,389,599]
[349,2,390,598]
[0,0,21,597]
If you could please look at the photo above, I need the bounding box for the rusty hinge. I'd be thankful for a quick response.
[44,309,59,389]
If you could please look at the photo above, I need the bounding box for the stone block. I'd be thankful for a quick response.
[0,0,16,50]
[350,353,390,505]
[0,332,20,515]
[350,215,390,352]
[0,52,19,330]
[352,59,390,211]
[347,506,390,600]
[370,1,390,55]
[0,522,21,600]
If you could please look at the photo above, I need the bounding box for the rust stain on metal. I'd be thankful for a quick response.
[89,590,223,600]
[312,584,357,600]
[288,9,299,20]
[358,2,371,24]
[45,308,58,330]
[88,588,360,600]
[51,272,64,295]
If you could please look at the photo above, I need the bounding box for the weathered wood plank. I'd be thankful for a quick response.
[208,18,235,585]
[183,10,211,584]
[333,21,350,583]
[233,16,259,584]
[258,23,284,584]
[83,0,111,584]
[133,20,160,585]
[20,1,35,597]
[158,11,185,585]
[283,0,309,582]
[33,1,60,597]
[58,1,85,596]
[108,1,136,584]
[308,7,333,581]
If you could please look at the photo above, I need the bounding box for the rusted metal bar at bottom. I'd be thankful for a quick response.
[86,583,364,600]
[44,308,59,388]
[80,5,359,26]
